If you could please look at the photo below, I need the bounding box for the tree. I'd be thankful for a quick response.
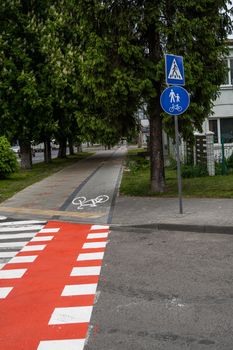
[77,0,232,192]
[0,1,52,169]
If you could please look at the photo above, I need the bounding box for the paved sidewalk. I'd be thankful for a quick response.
[112,196,233,233]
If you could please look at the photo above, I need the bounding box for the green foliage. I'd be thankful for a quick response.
[126,156,150,174]
[181,164,208,178]
[227,153,233,169]
[215,162,223,175]
[0,137,19,178]
[167,157,177,170]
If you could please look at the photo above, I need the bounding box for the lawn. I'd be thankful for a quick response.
[0,152,92,203]
[120,150,233,198]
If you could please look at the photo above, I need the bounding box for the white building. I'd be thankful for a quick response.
[203,39,233,160]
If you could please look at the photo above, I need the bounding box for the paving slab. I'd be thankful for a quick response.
[111,197,233,233]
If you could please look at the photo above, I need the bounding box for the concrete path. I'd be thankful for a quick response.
[0,147,126,224]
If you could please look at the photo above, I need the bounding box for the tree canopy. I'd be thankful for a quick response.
[0,0,232,189]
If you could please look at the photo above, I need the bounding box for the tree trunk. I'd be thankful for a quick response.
[148,95,165,193]
[147,24,165,192]
[58,138,67,158]
[68,138,74,155]
[44,139,52,164]
[19,140,32,170]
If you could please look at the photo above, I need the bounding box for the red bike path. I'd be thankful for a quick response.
[0,221,109,350]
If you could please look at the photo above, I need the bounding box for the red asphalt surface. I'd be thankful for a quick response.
[0,221,108,350]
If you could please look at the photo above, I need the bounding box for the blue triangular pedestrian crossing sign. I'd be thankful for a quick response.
[165,54,185,85]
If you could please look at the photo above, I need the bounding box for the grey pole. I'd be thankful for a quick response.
[174,115,183,214]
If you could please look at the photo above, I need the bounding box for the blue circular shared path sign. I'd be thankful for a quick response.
[160,86,190,116]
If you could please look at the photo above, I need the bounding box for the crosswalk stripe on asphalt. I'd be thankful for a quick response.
[0,218,46,266]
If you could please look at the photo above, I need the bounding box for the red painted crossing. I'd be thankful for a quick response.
[0,221,109,350]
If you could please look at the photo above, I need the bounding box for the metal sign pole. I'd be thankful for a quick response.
[174,115,183,214]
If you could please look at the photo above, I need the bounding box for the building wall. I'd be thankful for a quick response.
[203,42,233,160]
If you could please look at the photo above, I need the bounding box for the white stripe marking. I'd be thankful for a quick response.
[0,251,17,258]
[49,306,93,324]
[21,245,46,252]
[31,236,53,242]
[0,241,28,248]
[0,233,35,240]
[71,266,101,276]
[83,242,107,249]
[62,283,97,296]
[0,220,46,227]
[0,225,43,232]
[9,255,37,263]
[39,228,60,233]
[0,268,27,279]
[87,232,108,239]
[37,339,85,350]
[0,263,5,269]
[91,225,109,230]
[77,252,104,261]
[0,287,13,298]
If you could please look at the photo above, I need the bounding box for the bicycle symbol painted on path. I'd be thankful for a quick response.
[72,195,110,210]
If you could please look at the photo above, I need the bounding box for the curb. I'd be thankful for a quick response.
[110,222,233,235]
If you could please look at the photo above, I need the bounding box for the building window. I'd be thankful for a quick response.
[220,118,233,143]
[223,58,233,85]
[209,119,218,143]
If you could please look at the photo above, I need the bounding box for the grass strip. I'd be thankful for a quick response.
[120,149,233,198]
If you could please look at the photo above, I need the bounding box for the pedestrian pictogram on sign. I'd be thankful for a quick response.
[168,59,183,80]
[165,54,185,85]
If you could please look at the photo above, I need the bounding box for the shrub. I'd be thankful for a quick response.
[215,162,222,175]
[181,164,208,178]
[0,136,19,178]
[227,153,233,169]
[126,156,150,174]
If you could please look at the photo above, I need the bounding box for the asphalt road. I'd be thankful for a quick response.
[86,228,233,350]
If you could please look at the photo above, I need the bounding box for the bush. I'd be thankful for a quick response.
[0,136,19,178]
[181,164,208,178]
[227,153,233,169]
[126,156,150,174]
[215,162,222,175]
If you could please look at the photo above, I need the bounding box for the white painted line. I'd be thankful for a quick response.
[31,236,53,242]
[0,220,46,226]
[71,266,101,276]
[61,283,97,296]
[0,263,5,269]
[0,225,44,232]
[77,252,104,261]
[21,245,46,252]
[0,241,28,248]
[39,228,60,233]
[48,306,93,324]
[0,251,17,258]
[0,287,13,299]
[0,268,27,279]
[0,216,7,220]
[0,233,35,240]
[9,255,38,263]
[37,339,85,350]
[87,232,108,239]
[91,225,109,230]
[83,242,107,249]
